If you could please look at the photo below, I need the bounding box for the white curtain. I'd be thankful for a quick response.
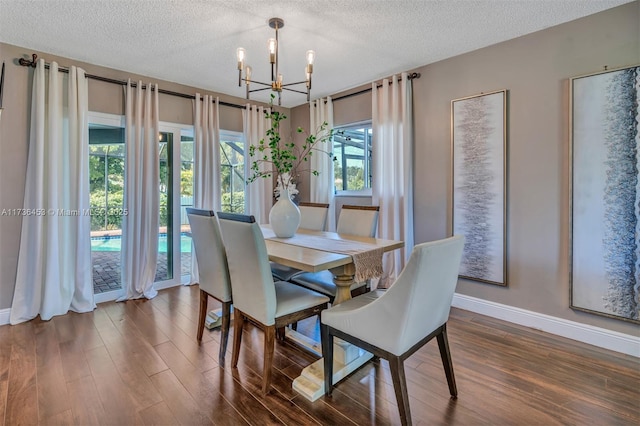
[372,72,414,288]
[309,97,336,231]
[10,60,94,324]
[243,104,272,223]
[190,94,221,283]
[119,81,160,300]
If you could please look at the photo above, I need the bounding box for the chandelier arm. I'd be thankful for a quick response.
[249,87,273,93]
[242,79,272,87]
[282,87,308,95]
[281,81,308,87]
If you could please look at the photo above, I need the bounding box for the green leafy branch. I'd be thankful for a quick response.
[247,95,335,190]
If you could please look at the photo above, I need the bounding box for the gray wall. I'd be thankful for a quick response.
[0,42,284,309]
[292,1,640,336]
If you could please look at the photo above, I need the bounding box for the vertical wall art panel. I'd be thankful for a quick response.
[451,90,507,286]
[571,65,640,323]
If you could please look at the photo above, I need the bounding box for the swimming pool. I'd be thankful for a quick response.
[91,233,193,253]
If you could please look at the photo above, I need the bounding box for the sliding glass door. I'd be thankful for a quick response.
[88,114,126,295]
[89,112,193,299]
[156,123,193,288]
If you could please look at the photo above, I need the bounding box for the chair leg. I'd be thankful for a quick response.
[436,324,458,398]
[320,323,333,397]
[218,301,231,365]
[197,290,208,342]
[276,327,286,341]
[291,322,298,331]
[262,326,276,395]
[231,309,245,368]
[389,355,411,426]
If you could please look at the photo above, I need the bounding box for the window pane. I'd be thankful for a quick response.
[220,138,245,213]
[89,125,125,294]
[333,124,372,191]
[180,133,194,277]
[156,132,173,282]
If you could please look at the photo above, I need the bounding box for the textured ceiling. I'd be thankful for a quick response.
[0,0,633,107]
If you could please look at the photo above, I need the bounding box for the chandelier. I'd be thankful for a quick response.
[236,18,315,106]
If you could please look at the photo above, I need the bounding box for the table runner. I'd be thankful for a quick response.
[267,233,383,282]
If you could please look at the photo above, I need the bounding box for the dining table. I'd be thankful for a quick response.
[260,224,405,401]
[261,225,404,304]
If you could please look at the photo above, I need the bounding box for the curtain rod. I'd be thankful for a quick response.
[329,72,421,103]
[19,53,421,109]
[18,53,248,110]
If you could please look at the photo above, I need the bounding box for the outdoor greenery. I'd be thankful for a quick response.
[89,134,248,235]
[89,140,179,232]
[334,164,366,191]
[89,145,125,231]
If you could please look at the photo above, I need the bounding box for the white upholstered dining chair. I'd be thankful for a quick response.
[186,208,232,364]
[217,212,330,395]
[290,205,379,301]
[321,235,465,426]
[297,202,330,231]
[270,202,330,282]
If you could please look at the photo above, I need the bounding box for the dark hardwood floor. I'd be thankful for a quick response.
[1,285,638,425]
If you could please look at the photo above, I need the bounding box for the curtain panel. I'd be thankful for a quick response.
[119,81,160,300]
[372,72,414,288]
[309,97,336,231]
[243,104,272,224]
[190,94,221,283]
[11,60,94,324]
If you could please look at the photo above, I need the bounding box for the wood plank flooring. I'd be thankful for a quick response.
[1,285,638,425]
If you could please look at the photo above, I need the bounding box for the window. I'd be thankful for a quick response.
[220,131,246,213]
[333,122,373,193]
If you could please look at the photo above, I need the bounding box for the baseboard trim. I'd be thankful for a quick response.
[452,293,640,358]
[0,308,10,326]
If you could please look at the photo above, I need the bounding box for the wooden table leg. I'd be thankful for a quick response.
[329,263,356,305]
[295,262,375,402]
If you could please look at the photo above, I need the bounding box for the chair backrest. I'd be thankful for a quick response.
[336,205,379,237]
[298,202,329,231]
[186,209,232,302]
[384,235,465,354]
[217,212,277,325]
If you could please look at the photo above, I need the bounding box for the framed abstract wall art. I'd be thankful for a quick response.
[451,89,507,286]
[570,64,640,323]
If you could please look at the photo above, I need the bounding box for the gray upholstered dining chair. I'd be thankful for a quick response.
[321,235,465,426]
[290,205,379,301]
[270,202,330,282]
[217,212,330,395]
[186,208,232,364]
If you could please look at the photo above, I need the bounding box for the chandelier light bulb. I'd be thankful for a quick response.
[306,50,315,65]
[245,66,252,83]
[268,38,277,63]
[236,47,246,69]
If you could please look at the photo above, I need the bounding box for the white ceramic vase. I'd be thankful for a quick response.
[269,188,300,238]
